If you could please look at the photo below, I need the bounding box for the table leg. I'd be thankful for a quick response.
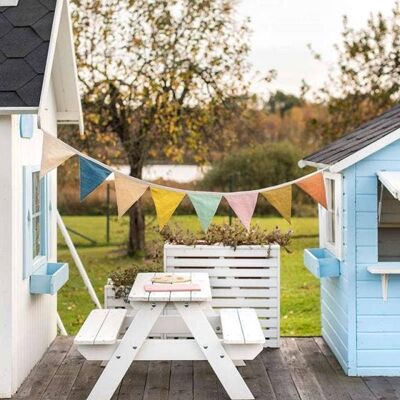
[87,302,166,400]
[175,302,254,400]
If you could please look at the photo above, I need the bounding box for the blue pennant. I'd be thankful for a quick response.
[79,156,112,201]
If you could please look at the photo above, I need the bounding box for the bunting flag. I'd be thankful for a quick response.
[114,172,149,217]
[261,185,292,223]
[189,193,222,232]
[79,156,112,201]
[40,132,76,177]
[296,172,327,209]
[39,134,329,225]
[151,187,186,230]
[224,192,258,230]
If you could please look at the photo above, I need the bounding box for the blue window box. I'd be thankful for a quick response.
[304,248,340,278]
[30,262,69,295]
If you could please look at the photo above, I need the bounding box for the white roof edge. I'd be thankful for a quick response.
[330,128,400,172]
[37,0,83,133]
[377,171,400,201]
[298,159,329,169]
[298,127,400,173]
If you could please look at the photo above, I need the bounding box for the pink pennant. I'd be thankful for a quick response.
[224,192,258,230]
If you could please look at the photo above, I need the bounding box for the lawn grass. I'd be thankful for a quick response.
[58,215,320,336]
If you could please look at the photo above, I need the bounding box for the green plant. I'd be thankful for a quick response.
[109,263,162,300]
[160,222,293,251]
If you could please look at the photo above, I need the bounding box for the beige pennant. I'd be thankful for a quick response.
[261,185,292,223]
[40,132,76,177]
[114,172,149,217]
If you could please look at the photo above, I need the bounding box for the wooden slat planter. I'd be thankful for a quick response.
[164,244,280,348]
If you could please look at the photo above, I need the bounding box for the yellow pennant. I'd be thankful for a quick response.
[40,132,76,177]
[114,172,148,218]
[261,185,292,223]
[151,187,185,230]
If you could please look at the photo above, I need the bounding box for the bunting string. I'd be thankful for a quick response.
[40,131,328,231]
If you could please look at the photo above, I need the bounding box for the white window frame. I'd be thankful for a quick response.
[319,172,343,260]
[23,165,49,279]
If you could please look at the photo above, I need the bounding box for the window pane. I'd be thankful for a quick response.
[32,215,41,259]
[32,172,40,214]
[327,179,335,245]
[32,171,42,260]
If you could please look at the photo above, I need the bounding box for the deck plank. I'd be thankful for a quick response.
[193,361,219,400]
[280,338,328,400]
[143,361,171,400]
[363,377,398,400]
[118,362,148,400]
[14,336,72,400]
[42,346,84,400]
[168,361,193,400]
[296,338,351,400]
[314,337,377,400]
[239,358,277,400]
[261,347,301,400]
[66,360,105,400]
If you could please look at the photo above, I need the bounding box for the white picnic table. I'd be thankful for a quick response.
[82,272,261,400]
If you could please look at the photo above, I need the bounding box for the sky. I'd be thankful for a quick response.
[237,0,396,98]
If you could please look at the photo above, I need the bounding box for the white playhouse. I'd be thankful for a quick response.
[0,0,82,396]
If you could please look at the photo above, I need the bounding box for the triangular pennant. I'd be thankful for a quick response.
[224,192,258,230]
[296,172,327,209]
[189,193,222,232]
[79,156,112,201]
[261,185,292,223]
[114,172,149,217]
[40,132,76,177]
[151,187,186,230]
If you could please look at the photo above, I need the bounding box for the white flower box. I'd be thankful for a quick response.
[164,244,280,348]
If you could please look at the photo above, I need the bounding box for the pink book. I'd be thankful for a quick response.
[144,284,201,292]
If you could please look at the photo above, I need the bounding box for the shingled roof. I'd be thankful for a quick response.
[0,0,56,107]
[301,103,400,167]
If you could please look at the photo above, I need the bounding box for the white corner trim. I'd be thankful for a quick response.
[330,128,400,172]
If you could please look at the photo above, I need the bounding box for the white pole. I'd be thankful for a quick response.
[57,313,68,336]
[56,209,102,309]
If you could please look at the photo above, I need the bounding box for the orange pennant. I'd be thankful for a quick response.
[296,172,327,209]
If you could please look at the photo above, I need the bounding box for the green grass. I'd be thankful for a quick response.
[58,215,320,336]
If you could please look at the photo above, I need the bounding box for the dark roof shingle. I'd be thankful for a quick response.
[0,0,56,108]
[302,103,400,166]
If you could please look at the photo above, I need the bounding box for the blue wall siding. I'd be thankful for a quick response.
[320,167,357,372]
[354,140,400,375]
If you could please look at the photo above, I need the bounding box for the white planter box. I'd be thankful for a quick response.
[164,243,280,348]
[105,243,281,348]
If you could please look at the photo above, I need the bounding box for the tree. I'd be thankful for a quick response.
[71,0,250,255]
[307,2,400,144]
[265,90,302,116]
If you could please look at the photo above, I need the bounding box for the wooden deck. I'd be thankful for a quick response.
[12,336,400,400]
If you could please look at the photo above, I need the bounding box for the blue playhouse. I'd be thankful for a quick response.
[300,104,400,376]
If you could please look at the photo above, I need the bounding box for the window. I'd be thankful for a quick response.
[321,172,342,259]
[24,166,49,278]
[378,182,400,261]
